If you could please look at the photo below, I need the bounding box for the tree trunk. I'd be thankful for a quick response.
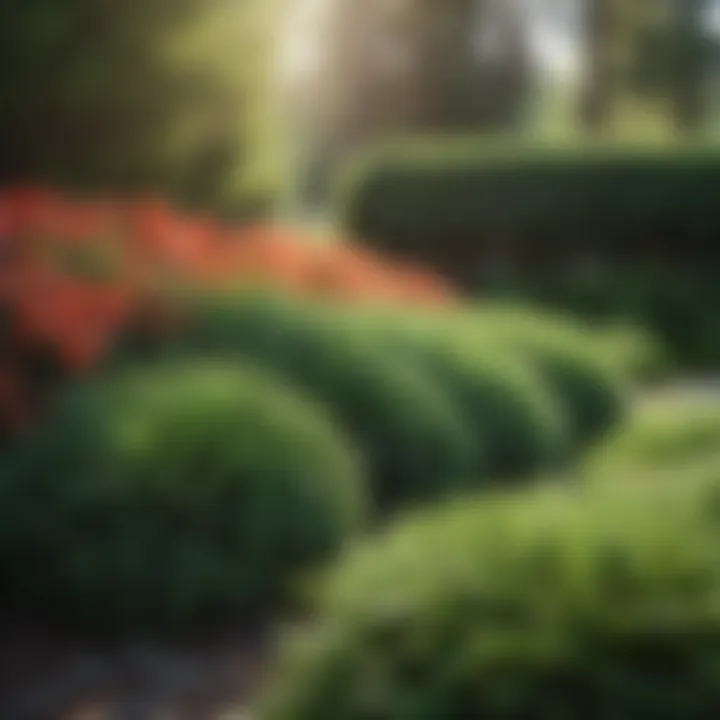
[674,0,707,133]
[579,0,614,131]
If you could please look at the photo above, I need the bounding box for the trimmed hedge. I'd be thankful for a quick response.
[344,307,569,480]
[348,305,629,453]
[407,342,569,481]
[179,292,477,513]
[0,361,365,631]
[339,140,720,285]
[459,306,630,451]
[260,471,720,720]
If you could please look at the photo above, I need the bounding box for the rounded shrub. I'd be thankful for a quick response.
[460,306,630,451]
[343,307,569,480]
[259,473,720,720]
[413,342,569,480]
[0,360,365,631]
[180,291,477,513]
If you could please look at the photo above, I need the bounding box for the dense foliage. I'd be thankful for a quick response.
[180,294,477,513]
[0,361,365,631]
[0,187,455,440]
[592,401,720,475]
[259,469,720,720]
[339,141,720,286]
[0,0,278,215]
[461,307,630,450]
[0,187,641,647]
[483,264,720,370]
[343,308,569,480]
[404,341,569,481]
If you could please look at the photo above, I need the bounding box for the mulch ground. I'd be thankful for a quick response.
[0,616,270,720]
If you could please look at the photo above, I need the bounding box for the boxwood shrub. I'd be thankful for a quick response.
[414,342,569,480]
[179,292,477,513]
[347,304,628,455]
[343,307,569,480]
[460,306,630,451]
[259,470,720,720]
[0,360,365,632]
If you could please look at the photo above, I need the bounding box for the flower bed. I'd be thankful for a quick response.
[0,187,457,438]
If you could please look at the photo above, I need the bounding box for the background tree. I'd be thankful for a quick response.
[673,0,713,132]
[579,0,720,134]
[625,0,674,103]
[0,0,278,217]
[578,0,646,130]
[578,0,611,129]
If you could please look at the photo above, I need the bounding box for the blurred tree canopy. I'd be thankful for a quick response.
[581,0,720,132]
[0,0,280,217]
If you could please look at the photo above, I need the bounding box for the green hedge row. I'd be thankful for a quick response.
[339,140,720,284]
[346,305,630,451]
[345,309,573,478]
[179,294,628,500]
[259,457,720,720]
[458,306,632,449]
[178,294,478,513]
[0,295,631,632]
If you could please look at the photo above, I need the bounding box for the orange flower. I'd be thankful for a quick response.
[0,184,461,435]
[52,202,116,244]
[0,186,56,237]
